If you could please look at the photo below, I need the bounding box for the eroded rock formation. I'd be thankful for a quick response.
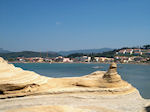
[0,57,137,98]
[0,57,48,97]
[103,62,122,83]
[0,57,149,112]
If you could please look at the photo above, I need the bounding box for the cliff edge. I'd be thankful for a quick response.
[0,57,149,112]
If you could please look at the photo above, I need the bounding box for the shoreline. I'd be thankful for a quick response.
[8,61,150,65]
[0,57,150,112]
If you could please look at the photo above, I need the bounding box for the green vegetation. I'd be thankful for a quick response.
[0,51,59,60]
[67,53,86,58]
[0,44,149,60]
[88,50,117,58]
[67,44,150,58]
[143,45,150,49]
[67,50,117,58]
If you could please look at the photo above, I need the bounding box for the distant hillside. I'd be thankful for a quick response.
[0,51,60,59]
[67,49,117,58]
[0,48,11,53]
[0,48,114,59]
[58,48,113,56]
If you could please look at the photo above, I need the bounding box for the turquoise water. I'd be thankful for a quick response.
[14,63,150,99]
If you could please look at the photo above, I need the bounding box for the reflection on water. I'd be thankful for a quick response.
[14,63,150,99]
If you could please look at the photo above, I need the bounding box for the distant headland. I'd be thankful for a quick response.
[0,45,150,64]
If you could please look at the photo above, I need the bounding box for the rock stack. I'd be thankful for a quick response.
[103,62,122,83]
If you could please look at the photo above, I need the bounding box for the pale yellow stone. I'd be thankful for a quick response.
[0,57,149,112]
[0,57,136,98]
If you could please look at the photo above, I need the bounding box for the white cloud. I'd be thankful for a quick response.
[56,22,61,25]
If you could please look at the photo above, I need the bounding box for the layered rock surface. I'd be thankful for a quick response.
[0,57,49,96]
[0,57,149,112]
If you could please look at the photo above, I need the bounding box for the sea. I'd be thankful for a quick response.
[14,63,150,99]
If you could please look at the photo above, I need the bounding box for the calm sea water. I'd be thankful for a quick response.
[14,63,150,99]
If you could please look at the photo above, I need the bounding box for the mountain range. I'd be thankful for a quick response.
[57,48,113,56]
[0,48,11,53]
[0,48,113,59]
[0,51,59,59]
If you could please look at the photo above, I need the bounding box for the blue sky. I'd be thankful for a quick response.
[0,0,150,51]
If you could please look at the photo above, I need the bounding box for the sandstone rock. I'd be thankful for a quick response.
[0,57,48,96]
[103,62,122,83]
[6,105,92,112]
[0,57,136,98]
[0,57,149,112]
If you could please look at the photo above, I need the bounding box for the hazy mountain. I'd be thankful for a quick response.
[0,48,114,58]
[57,48,113,56]
[0,51,59,59]
[0,48,11,53]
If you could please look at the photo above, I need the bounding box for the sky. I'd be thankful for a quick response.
[0,0,150,52]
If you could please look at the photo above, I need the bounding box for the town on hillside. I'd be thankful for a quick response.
[7,45,150,64]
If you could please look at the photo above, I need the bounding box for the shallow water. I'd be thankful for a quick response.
[14,63,150,99]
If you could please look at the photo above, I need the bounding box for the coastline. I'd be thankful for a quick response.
[8,61,150,65]
[0,57,150,112]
